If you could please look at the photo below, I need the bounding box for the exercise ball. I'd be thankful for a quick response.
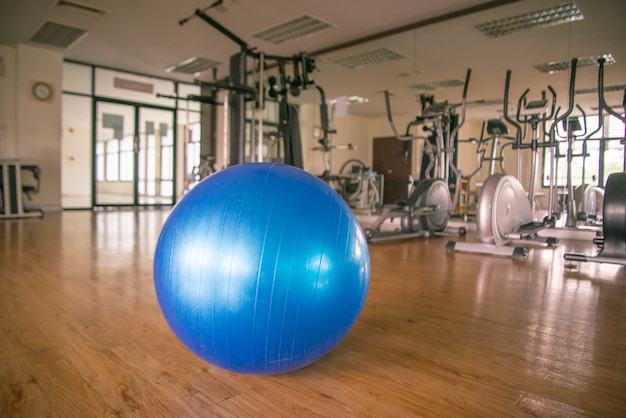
[154,162,370,375]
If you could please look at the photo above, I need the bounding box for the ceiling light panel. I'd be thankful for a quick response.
[467,98,505,107]
[54,0,109,17]
[576,84,626,96]
[476,2,583,38]
[29,21,87,48]
[334,48,405,70]
[166,57,221,75]
[534,53,615,74]
[411,79,464,91]
[329,96,370,105]
[253,15,333,45]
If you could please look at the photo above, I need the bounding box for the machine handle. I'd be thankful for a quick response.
[598,57,626,123]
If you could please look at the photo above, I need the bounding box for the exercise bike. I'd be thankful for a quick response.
[564,57,626,266]
[447,65,565,257]
[364,69,471,243]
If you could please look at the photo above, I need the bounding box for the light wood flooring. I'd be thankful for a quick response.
[1,210,625,417]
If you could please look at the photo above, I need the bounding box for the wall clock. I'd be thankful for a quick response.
[32,81,53,102]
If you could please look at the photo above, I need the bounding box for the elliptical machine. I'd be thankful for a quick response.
[364,69,471,243]
[553,107,603,228]
[564,57,626,266]
[446,65,564,257]
[572,89,605,226]
[461,119,516,213]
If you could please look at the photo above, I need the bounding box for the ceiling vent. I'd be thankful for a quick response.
[476,2,583,38]
[166,57,222,75]
[411,78,464,91]
[534,53,615,74]
[253,15,333,45]
[29,21,88,49]
[54,0,109,17]
[334,48,405,70]
[114,77,153,94]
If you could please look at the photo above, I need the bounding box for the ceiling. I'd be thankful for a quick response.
[1,0,625,123]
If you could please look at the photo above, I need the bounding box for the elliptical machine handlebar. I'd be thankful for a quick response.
[503,68,559,215]
[384,68,471,143]
[515,85,557,128]
[543,59,578,221]
[440,68,472,215]
[550,58,578,144]
[384,90,428,142]
[598,57,626,124]
[502,70,523,179]
[450,69,472,144]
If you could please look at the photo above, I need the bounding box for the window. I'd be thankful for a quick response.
[160,124,174,197]
[105,140,120,181]
[96,142,105,181]
[542,113,625,188]
[146,133,156,196]
[186,122,201,177]
[119,136,134,181]
[603,114,626,179]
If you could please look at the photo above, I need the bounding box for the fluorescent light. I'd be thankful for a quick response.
[576,84,626,96]
[253,15,333,45]
[534,53,615,74]
[411,79,464,91]
[329,96,370,105]
[166,57,221,75]
[54,0,109,17]
[476,2,583,38]
[467,98,505,108]
[334,48,405,70]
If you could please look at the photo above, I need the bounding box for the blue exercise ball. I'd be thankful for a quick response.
[154,162,370,375]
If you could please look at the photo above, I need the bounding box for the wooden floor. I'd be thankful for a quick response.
[1,210,625,417]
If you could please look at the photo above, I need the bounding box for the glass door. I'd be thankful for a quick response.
[95,101,135,205]
[95,101,175,206]
[137,108,175,205]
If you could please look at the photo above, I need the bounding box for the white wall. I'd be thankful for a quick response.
[0,46,17,159]
[62,94,92,205]
[299,103,372,176]
[1,44,63,211]
[327,113,371,173]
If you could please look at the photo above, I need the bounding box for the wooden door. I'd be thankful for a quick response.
[373,137,412,205]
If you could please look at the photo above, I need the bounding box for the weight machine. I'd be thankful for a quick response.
[179,4,326,168]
